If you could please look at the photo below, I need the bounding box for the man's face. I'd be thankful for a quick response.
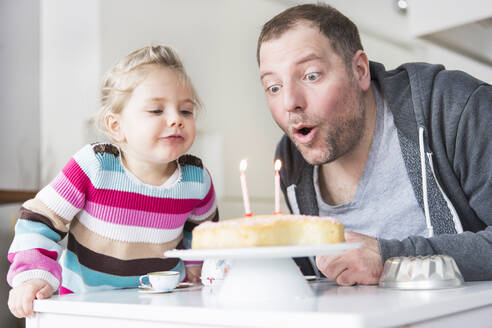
[259,23,366,165]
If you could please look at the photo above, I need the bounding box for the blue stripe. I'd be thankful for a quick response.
[15,219,61,242]
[87,171,207,199]
[97,153,125,172]
[182,231,192,249]
[62,250,185,287]
[181,166,204,182]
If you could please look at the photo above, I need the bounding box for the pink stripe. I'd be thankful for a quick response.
[85,201,190,229]
[86,185,200,213]
[61,158,91,195]
[51,172,85,209]
[7,249,61,286]
[193,184,216,216]
[8,248,58,263]
[202,182,215,205]
[193,192,216,216]
[59,286,73,295]
[56,156,207,214]
[185,260,203,265]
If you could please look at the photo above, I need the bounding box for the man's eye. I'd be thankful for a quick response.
[305,72,320,81]
[268,85,281,94]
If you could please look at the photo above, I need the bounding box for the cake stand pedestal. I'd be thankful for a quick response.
[165,243,360,303]
[218,257,312,302]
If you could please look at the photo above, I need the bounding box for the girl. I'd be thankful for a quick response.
[7,45,218,318]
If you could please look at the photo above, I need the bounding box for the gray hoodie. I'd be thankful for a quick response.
[276,61,492,281]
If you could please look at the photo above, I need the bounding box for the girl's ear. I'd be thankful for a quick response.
[105,112,125,142]
[351,50,371,91]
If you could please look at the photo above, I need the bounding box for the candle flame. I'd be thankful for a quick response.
[239,159,248,172]
[274,159,282,171]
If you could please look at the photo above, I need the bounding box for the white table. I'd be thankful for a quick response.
[27,280,492,328]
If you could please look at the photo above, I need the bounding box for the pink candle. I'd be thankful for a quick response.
[274,159,282,214]
[239,159,252,216]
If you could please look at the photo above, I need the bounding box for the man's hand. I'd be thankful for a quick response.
[185,264,202,284]
[8,279,53,318]
[316,231,383,285]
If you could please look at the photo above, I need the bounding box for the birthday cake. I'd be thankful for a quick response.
[191,214,344,249]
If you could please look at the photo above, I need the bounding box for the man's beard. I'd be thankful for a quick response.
[288,90,366,165]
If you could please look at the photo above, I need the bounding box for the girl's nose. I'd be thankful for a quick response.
[168,111,184,128]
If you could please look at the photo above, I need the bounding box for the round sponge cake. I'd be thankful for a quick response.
[192,214,344,249]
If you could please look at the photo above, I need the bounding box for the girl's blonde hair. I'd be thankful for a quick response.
[95,45,201,137]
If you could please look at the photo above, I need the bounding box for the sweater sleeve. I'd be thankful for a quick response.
[379,84,492,281]
[187,168,218,225]
[181,167,218,266]
[7,144,98,290]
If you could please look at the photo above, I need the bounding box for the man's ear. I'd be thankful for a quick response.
[351,50,371,91]
[105,112,125,142]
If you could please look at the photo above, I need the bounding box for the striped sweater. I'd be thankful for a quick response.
[7,143,218,294]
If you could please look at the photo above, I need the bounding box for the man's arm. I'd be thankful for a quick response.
[319,83,492,283]
[381,84,492,281]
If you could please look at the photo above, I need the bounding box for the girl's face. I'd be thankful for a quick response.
[114,67,196,167]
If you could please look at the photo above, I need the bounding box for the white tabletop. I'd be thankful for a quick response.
[30,280,492,328]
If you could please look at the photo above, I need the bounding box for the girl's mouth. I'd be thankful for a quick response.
[161,135,184,142]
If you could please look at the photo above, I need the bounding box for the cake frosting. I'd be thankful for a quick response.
[192,214,344,248]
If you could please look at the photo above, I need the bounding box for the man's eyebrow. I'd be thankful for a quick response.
[296,53,323,65]
[260,54,323,81]
[260,71,273,81]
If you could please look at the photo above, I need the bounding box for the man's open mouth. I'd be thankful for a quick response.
[298,127,313,136]
[293,125,316,144]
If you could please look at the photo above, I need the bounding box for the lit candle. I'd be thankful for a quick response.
[274,159,282,214]
[239,159,252,216]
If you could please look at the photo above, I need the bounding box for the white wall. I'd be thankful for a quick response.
[0,0,40,189]
[40,0,101,184]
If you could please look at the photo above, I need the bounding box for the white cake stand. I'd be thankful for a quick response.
[164,243,361,304]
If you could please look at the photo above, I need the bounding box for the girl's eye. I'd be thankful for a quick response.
[268,85,281,94]
[305,72,320,81]
[149,109,163,114]
[180,109,194,116]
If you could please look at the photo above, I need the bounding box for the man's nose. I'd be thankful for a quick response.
[283,83,306,113]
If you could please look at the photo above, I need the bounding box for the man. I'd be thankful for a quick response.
[257,3,492,285]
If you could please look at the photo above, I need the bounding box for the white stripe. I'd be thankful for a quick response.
[286,184,300,215]
[426,153,464,233]
[8,233,63,256]
[37,185,80,221]
[78,211,183,243]
[190,203,217,222]
[419,127,434,237]
[72,144,103,177]
[12,269,60,291]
